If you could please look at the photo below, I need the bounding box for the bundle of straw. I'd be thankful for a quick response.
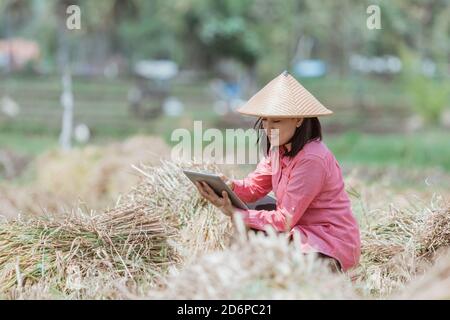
[415,205,450,257]
[125,160,234,261]
[0,159,233,298]
[0,203,177,296]
[147,222,357,300]
[354,196,450,297]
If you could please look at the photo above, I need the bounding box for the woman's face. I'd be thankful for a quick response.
[261,117,303,147]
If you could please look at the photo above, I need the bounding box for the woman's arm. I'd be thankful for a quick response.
[235,155,326,232]
[231,154,273,203]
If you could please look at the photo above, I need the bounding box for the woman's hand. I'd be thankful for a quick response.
[195,181,237,217]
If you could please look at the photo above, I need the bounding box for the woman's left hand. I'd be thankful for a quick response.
[195,181,237,217]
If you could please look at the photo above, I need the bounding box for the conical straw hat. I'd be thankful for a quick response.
[236,71,333,118]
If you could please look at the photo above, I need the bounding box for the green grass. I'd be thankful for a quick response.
[0,132,58,156]
[2,125,449,173]
[325,129,450,171]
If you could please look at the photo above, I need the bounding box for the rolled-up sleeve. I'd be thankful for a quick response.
[236,155,326,232]
[231,154,273,203]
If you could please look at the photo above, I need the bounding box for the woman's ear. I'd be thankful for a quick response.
[296,118,304,128]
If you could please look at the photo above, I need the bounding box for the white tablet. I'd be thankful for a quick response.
[183,170,249,210]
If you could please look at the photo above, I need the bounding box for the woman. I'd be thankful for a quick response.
[195,71,361,272]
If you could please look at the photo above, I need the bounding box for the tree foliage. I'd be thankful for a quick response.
[0,0,449,77]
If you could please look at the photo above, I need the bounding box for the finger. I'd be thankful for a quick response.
[198,182,218,203]
[222,191,232,207]
[201,182,224,206]
[195,181,205,194]
[196,182,210,200]
[221,191,228,206]
[202,182,220,201]
[222,191,228,201]
[194,181,202,193]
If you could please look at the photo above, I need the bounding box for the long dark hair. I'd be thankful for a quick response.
[254,117,323,157]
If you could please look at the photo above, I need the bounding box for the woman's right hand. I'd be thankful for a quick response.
[219,174,234,190]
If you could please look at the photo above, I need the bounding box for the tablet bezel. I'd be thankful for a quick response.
[183,170,249,210]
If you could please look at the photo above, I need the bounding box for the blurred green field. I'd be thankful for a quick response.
[1,75,449,173]
[2,127,449,173]
[0,74,411,134]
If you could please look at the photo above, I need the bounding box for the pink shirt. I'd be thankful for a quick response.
[232,139,361,271]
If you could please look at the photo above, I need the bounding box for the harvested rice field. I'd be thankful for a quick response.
[0,136,449,300]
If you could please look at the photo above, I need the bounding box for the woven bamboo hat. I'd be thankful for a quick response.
[236,70,333,118]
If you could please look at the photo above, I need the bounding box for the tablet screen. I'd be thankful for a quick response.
[183,170,249,210]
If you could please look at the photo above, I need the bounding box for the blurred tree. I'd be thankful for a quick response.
[401,47,450,125]
[363,0,450,63]
[0,0,33,36]
[1,0,449,79]
[180,0,262,69]
[116,0,184,63]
